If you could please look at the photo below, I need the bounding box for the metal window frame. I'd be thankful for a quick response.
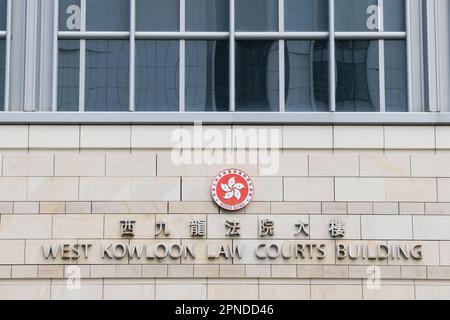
[49,0,410,118]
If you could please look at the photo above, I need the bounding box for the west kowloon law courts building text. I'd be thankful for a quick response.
[0,0,449,300]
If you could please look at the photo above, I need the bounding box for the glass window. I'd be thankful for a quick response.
[58,40,80,112]
[136,0,179,31]
[385,41,407,112]
[384,0,405,32]
[285,0,328,31]
[336,40,380,112]
[136,41,179,111]
[236,0,278,32]
[186,41,229,112]
[186,0,229,31]
[236,41,279,112]
[285,40,329,112]
[59,0,81,31]
[0,0,7,31]
[86,0,129,31]
[85,40,130,112]
[335,0,378,32]
[0,39,5,111]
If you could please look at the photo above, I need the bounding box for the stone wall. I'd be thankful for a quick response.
[0,125,450,300]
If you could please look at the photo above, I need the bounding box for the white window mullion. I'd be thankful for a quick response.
[405,0,413,112]
[129,0,136,112]
[4,0,12,111]
[329,0,336,112]
[378,0,386,112]
[51,0,59,112]
[79,0,86,112]
[278,0,285,112]
[179,0,185,112]
[229,0,235,112]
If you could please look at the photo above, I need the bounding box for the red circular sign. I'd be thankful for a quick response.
[211,169,254,211]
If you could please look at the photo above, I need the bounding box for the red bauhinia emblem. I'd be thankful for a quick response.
[211,169,254,211]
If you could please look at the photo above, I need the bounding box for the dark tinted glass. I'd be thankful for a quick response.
[186,0,229,31]
[58,40,80,112]
[136,0,179,31]
[59,0,81,31]
[336,40,380,112]
[136,41,179,111]
[236,0,278,31]
[86,0,129,31]
[0,40,5,111]
[236,41,279,112]
[285,0,328,31]
[186,41,229,112]
[336,0,378,31]
[285,40,329,112]
[0,0,7,31]
[85,40,129,111]
[385,41,407,112]
[384,0,405,31]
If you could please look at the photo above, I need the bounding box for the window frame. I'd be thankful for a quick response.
[51,0,412,114]
[1,0,11,111]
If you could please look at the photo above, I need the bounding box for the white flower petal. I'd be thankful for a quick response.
[221,184,231,192]
[228,177,236,188]
[224,191,234,200]
[234,183,245,190]
[234,189,242,200]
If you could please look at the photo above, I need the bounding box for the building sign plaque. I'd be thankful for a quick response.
[211,169,254,211]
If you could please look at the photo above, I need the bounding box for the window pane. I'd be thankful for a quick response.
[236,41,279,112]
[136,41,179,111]
[384,0,405,31]
[58,40,80,112]
[136,0,179,31]
[85,40,129,112]
[336,0,378,32]
[86,0,129,31]
[336,40,380,112]
[285,40,329,112]
[59,0,81,31]
[236,0,278,31]
[0,0,7,31]
[0,40,5,111]
[186,0,229,31]
[385,41,407,112]
[186,41,229,112]
[285,0,328,31]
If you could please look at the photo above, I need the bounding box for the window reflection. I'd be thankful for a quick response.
[136,0,179,31]
[336,40,380,112]
[236,0,278,31]
[186,0,229,31]
[58,40,80,112]
[86,0,129,31]
[186,41,229,112]
[285,0,328,31]
[384,0,406,31]
[335,0,378,32]
[236,41,279,112]
[136,41,179,111]
[285,40,329,112]
[0,0,7,31]
[59,0,81,31]
[385,41,407,112]
[85,40,129,112]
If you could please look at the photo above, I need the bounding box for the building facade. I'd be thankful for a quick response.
[0,0,449,300]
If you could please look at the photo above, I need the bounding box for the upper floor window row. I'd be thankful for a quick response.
[59,0,405,33]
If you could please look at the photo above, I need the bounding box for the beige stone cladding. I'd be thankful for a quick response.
[0,125,448,300]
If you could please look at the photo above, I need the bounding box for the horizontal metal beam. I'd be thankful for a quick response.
[1,112,450,125]
[57,31,406,41]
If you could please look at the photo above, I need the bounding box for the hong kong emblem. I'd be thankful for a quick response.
[211,169,254,211]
